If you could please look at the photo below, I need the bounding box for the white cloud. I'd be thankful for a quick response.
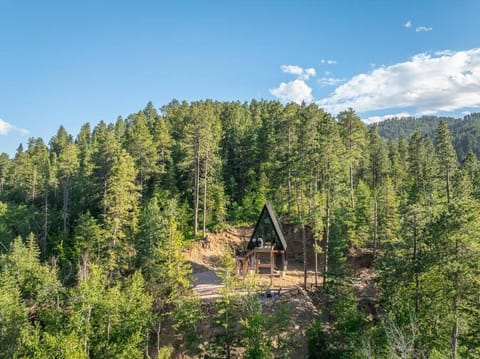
[435,50,454,56]
[365,112,412,124]
[404,20,412,28]
[271,64,317,103]
[317,48,480,115]
[416,26,432,32]
[318,77,345,87]
[304,67,316,78]
[321,59,336,65]
[0,118,14,135]
[270,79,314,104]
[281,65,303,76]
[0,118,28,136]
[281,64,316,80]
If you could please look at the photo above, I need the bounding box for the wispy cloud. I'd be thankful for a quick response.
[434,50,455,56]
[416,26,432,32]
[0,118,28,136]
[321,59,336,65]
[404,20,432,32]
[270,65,316,103]
[365,112,412,124]
[317,48,480,115]
[318,77,345,87]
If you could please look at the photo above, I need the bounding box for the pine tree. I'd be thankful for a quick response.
[136,196,191,308]
[91,121,121,216]
[177,101,222,237]
[317,112,346,287]
[0,152,10,193]
[151,115,174,191]
[421,199,480,357]
[368,125,389,191]
[453,151,479,199]
[49,126,80,235]
[435,120,457,203]
[407,132,440,205]
[0,270,30,357]
[73,123,95,217]
[126,111,158,193]
[211,248,239,358]
[337,108,366,207]
[103,149,140,275]
[377,177,400,253]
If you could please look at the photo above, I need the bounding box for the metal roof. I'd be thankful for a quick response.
[247,203,287,250]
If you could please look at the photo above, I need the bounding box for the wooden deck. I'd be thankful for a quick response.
[235,245,286,285]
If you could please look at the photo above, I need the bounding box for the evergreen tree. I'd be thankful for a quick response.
[0,152,10,194]
[211,248,239,358]
[421,199,480,357]
[49,126,80,235]
[103,149,140,275]
[177,101,222,236]
[126,111,158,193]
[435,120,457,203]
[136,193,192,353]
[407,132,440,205]
[337,108,366,207]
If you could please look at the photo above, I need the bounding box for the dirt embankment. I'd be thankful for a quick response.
[187,226,252,272]
[181,225,377,358]
[187,225,377,299]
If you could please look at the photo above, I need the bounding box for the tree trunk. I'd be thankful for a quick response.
[349,117,355,207]
[42,185,48,253]
[103,178,108,215]
[32,170,37,202]
[295,182,307,289]
[350,165,354,207]
[300,223,306,289]
[156,322,162,355]
[202,152,208,238]
[194,153,200,237]
[413,221,419,314]
[62,178,70,235]
[446,166,451,204]
[373,197,378,259]
[451,237,459,359]
[287,128,292,216]
[139,169,144,194]
[314,235,318,287]
[323,192,330,289]
[452,312,458,359]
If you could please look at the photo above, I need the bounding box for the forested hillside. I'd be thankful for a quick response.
[377,112,480,160]
[1,100,480,358]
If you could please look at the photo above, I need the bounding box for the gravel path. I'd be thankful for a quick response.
[192,270,223,299]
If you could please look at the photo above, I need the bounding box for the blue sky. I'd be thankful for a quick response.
[1,0,480,155]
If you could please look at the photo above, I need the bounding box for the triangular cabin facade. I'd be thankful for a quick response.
[236,204,287,284]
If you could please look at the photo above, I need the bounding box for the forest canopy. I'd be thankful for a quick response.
[1,100,480,358]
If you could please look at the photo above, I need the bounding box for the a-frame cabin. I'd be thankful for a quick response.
[236,204,287,283]
[247,203,287,251]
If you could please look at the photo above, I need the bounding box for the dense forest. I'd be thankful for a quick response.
[377,112,480,160]
[1,100,480,358]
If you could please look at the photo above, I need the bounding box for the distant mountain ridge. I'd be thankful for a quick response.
[375,112,480,161]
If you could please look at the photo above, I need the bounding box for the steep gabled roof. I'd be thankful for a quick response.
[247,203,287,250]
